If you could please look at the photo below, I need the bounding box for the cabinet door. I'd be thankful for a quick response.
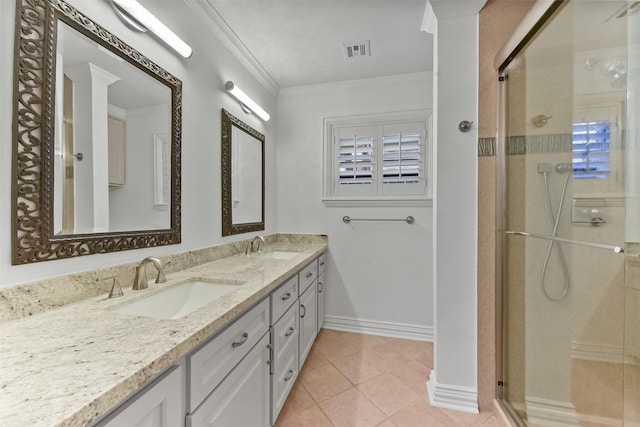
[317,272,326,329]
[97,365,183,427]
[108,115,126,186]
[187,333,270,427]
[299,281,318,367]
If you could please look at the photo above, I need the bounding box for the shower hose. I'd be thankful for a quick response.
[541,167,571,301]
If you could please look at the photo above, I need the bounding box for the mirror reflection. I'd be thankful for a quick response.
[11,0,182,265]
[221,109,265,236]
[54,21,172,235]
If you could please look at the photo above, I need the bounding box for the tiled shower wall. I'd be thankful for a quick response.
[477,0,535,412]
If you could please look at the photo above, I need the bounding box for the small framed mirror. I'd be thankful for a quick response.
[221,109,265,236]
[11,0,182,264]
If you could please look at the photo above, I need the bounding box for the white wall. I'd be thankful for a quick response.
[109,104,171,231]
[276,72,434,339]
[0,0,278,287]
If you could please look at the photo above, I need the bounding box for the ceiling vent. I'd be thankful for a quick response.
[343,41,371,59]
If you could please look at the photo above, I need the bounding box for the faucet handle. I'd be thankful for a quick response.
[103,275,124,298]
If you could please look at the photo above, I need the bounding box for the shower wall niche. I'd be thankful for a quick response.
[498,1,638,425]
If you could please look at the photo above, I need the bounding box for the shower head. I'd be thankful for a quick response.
[555,163,572,174]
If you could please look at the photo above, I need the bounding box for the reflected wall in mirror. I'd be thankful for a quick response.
[221,109,265,236]
[12,0,182,265]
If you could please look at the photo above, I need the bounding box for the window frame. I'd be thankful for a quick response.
[572,94,625,196]
[323,110,433,207]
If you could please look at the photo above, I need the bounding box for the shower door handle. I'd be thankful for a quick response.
[505,230,625,254]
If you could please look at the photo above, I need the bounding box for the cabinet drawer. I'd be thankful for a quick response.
[318,252,327,275]
[271,275,298,324]
[187,333,271,427]
[271,343,298,424]
[188,298,270,412]
[272,302,299,364]
[298,260,317,295]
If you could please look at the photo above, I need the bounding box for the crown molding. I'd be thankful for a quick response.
[182,0,279,95]
[428,0,487,20]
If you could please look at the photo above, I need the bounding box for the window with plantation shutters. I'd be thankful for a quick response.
[323,111,432,205]
[572,120,610,179]
[382,133,421,184]
[338,133,374,186]
[571,98,623,194]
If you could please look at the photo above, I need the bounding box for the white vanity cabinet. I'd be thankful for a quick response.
[95,365,183,427]
[94,252,327,427]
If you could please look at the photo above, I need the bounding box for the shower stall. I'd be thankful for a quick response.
[497,1,639,426]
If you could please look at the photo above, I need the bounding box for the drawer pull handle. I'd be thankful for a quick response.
[284,369,294,382]
[305,272,313,278]
[320,261,325,266]
[281,292,292,301]
[267,344,273,365]
[318,282,323,293]
[232,332,249,348]
[285,327,295,337]
[300,304,306,318]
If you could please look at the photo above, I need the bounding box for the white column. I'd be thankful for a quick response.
[426,0,485,414]
[64,63,120,233]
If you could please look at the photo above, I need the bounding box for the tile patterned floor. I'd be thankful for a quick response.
[275,329,499,427]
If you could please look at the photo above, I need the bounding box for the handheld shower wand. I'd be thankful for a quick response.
[538,163,571,301]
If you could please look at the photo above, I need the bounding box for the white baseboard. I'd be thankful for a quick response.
[571,341,639,365]
[525,396,580,427]
[427,371,479,414]
[322,315,433,341]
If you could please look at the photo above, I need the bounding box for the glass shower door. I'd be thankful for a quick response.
[499,1,639,425]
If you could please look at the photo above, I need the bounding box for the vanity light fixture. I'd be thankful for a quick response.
[224,81,270,122]
[110,0,193,58]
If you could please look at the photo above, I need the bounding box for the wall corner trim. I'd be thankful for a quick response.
[427,371,480,414]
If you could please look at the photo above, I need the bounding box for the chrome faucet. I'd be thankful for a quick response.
[246,235,265,255]
[132,257,167,290]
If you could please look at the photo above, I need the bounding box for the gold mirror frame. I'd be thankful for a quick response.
[221,109,265,236]
[11,0,182,265]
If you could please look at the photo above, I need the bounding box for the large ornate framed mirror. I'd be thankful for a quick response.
[221,109,265,236]
[12,0,182,264]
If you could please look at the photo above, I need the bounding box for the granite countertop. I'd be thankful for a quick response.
[0,238,327,427]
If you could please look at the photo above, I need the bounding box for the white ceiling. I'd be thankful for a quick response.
[205,0,434,88]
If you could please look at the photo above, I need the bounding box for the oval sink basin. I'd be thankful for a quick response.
[111,279,242,320]
[257,250,300,260]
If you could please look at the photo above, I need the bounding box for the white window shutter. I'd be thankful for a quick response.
[334,125,376,196]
